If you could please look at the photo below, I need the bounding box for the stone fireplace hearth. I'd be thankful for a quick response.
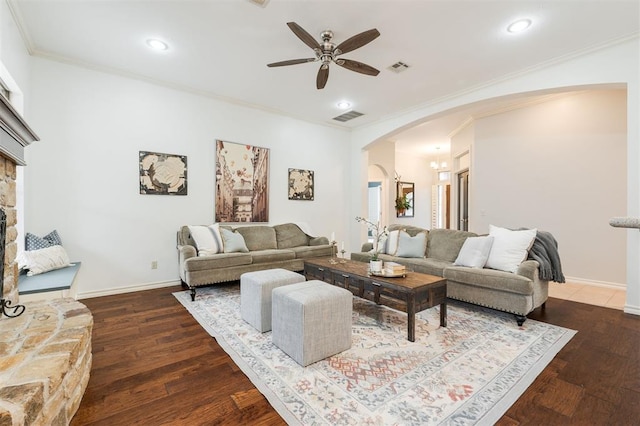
[0,93,93,424]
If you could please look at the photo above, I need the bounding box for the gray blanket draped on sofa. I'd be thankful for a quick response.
[528,230,565,283]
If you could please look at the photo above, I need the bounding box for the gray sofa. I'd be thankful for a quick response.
[350,224,548,325]
[178,223,333,301]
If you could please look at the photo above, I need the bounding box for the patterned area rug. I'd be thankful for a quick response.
[174,285,575,425]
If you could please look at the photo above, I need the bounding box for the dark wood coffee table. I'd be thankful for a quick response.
[304,258,447,342]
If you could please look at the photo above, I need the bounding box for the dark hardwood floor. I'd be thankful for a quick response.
[72,285,639,425]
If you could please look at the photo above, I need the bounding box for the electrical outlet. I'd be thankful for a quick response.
[151,261,158,269]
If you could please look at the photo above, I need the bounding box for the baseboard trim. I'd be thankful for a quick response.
[77,279,181,300]
[563,276,626,290]
[624,304,640,315]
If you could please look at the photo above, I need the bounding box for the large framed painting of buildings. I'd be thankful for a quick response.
[215,139,269,223]
[139,151,187,195]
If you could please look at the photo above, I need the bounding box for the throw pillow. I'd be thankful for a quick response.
[25,230,62,251]
[395,230,427,258]
[209,223,223,250]
[454,236,495,268]
[485,225,537,273]
[385,230,401,255]
[220,228,249,253]
[188,225,220,256]
[17,245,72,276]
[274,223,310,248]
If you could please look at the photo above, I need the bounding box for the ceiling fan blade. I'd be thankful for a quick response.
[267,58,316,67]
[316,65,329,90]
[336,59,380,76]
[287,22,321,50]
[335,28,380,55]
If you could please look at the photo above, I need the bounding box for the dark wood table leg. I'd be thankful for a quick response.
[440,301,447,327]
[407,293,416,342]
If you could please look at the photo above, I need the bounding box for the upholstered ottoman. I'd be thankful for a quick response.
[272,280,352,366]
[240,268,306,332]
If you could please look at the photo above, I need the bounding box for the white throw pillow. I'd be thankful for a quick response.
[220,228,249,253]
[454,236,495,268]
[485,225,537,273]
[18,245,72,276]
[208,223,223,251]
[395,231,427,258]
[374,233,388,255]
[385,230,401,255]
[188,225,220,256]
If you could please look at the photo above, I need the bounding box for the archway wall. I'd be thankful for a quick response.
[348,36,639,314]
[366,140,395,230]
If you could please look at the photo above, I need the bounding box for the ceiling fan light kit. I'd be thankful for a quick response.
[267,22,380,89]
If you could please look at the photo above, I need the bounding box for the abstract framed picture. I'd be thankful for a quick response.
[215,139,269,223]
[139,151,187,195]
[288,168,314,201]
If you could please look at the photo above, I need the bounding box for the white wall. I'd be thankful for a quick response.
[0,1,31,99]
[350,37,640,314]
[471,90,627,285]
[394,151,432,229]
[366,141,433,230]
[1,0,34,253]
[366,140,395,228]
[25,57,350,298]
[450,123,474,230]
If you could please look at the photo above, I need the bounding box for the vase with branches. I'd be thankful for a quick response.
[355,216,388,261]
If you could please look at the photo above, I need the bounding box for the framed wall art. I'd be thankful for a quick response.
[288,168,314,201]
[139,151,187,195]
[215,139,269,223]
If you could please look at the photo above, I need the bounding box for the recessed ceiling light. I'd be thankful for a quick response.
[146,38,168,51]
[507,19,532,33]
[337,101,351,110]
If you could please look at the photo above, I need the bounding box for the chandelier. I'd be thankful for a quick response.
[430,147,447,170]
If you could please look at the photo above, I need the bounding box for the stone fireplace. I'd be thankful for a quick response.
[0,155,18,301]
[0,93,93,424]
[0,93,36,309]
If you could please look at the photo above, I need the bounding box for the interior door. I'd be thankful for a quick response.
[457,170,469,231]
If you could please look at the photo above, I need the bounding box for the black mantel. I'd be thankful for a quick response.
[0,94,39,165]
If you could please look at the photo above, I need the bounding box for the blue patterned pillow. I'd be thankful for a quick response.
[25,230,63,251]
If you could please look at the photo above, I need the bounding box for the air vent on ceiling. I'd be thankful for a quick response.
[333,110,364,122]
[388,61,410,73]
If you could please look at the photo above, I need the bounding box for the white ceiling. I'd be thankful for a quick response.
[9,0,639,154]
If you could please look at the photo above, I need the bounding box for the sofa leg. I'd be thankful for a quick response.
[541,302,546,311]
[190,287,196,302]
[515,315,526,326]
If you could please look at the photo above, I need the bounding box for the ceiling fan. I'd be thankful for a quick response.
[267,22,381,90]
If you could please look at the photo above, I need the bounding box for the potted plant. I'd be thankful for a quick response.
[355,216,387,272]
[395,196,411,214]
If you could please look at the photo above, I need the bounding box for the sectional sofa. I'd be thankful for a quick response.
[350,224,549,325]
[177,223,332,300]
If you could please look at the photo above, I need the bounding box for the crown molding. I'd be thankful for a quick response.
[359,32,639,134]
[29,49,350,133]
[6,0,36,55]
